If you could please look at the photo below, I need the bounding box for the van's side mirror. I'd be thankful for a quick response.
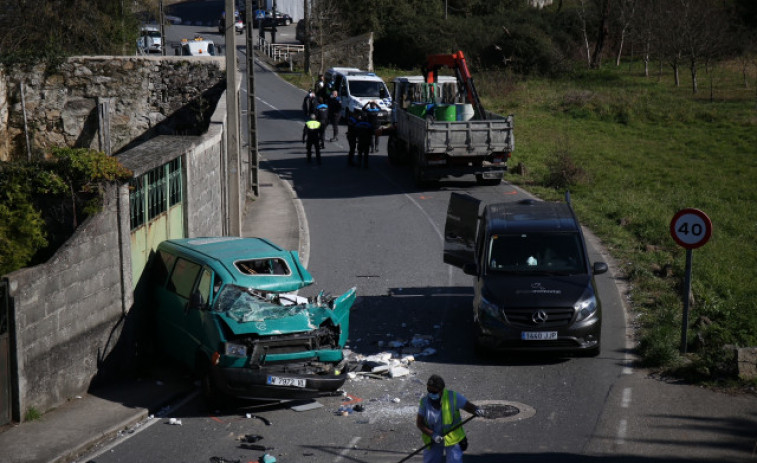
[593,262,608,275]
[462,262,478,276]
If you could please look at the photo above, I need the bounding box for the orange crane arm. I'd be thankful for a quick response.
[422,50,486,119]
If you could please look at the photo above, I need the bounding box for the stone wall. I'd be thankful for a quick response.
[292,33,374,74]
[0,56,225,161]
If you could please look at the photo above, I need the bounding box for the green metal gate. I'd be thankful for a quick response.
[129,157,185,288]
[0,280,11,426]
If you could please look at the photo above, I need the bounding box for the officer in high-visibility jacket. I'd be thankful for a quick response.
[302,114,322,164]
[416,374,485,463]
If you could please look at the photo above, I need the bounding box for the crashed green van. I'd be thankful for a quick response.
[148,237,356,401]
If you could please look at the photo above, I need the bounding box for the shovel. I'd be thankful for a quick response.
[396,415,476,463]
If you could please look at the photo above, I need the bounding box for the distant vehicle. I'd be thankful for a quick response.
[218,10,244,34]
[137,24,162,54]
[149,237,356,402]
[175,37,216,56]
[325,67,392,123]
[254,10,292,28]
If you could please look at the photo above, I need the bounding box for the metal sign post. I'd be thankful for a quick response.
[669,208,712,354]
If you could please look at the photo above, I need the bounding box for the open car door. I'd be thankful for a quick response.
[443,193,481,269]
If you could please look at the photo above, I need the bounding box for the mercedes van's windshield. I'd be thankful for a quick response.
[348,80,389,98]
[487,232,587,275]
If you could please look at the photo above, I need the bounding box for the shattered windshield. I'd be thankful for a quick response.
[487,232,587,275]
[214,285,308,322]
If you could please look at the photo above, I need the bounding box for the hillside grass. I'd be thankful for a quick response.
[281,61,757,385]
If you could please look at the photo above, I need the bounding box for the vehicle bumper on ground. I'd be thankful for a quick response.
[213,366,348,400]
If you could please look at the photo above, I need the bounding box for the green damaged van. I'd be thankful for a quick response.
[148,237,356,401]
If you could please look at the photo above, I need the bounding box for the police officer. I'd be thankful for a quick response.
[315,97,329,149]
[355,114,374,168]
[416,374,485,463]
[302,89,316,118]
[327,90,341,142]
[362,100,381,153]
[302,114,322,164]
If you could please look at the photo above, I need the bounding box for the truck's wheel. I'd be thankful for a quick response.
[197,355,229,410]
[476,174,502,186]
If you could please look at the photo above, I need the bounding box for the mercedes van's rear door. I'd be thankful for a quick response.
[443,192,481,268]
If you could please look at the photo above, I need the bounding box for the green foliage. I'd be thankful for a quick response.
[0,149,132,276]
[24,407,41,422]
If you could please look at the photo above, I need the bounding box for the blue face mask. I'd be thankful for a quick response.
[427,392,440,401]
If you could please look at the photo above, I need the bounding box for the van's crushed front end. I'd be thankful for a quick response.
[209,286,356,400]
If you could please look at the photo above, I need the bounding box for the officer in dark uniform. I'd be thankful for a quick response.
[327,90,341,142]
[355,114,374,168]
[315,97,329,148]
[302,114,322,164]
[362,100,382,153]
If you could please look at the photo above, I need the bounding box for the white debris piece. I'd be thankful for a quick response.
[168,418,182,425]
[389,366,410,378]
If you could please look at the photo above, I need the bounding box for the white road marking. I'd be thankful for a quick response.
[334,436,362,462]
[621,387,632,408]
[616,418,628,445]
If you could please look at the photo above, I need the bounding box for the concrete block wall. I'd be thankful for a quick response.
[5,182,130,416]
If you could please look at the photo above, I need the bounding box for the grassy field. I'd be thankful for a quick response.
[281,61,757,385]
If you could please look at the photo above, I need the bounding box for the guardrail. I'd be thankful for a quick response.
[257,38,304,69]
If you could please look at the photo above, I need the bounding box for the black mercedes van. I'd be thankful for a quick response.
[443,193,608,356]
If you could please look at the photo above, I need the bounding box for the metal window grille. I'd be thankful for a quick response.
[147,167,167,220]
[168,158,182,206]
[129,177,145,230]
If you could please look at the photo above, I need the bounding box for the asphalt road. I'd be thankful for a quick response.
[82,34,640,463]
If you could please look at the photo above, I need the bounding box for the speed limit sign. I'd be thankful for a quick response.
[670,208,712,249]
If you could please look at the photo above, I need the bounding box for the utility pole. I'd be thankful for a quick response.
[225,0,241,236]
[246,0,260,197]
[271,0,278,44]
[303,0,310,74]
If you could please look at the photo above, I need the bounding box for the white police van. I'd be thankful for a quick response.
[325,67,392,124]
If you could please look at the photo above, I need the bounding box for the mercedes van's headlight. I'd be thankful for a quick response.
[574,294,598,322]
[224,342,248,358]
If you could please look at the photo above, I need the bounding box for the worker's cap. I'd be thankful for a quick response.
[427,374,445,391]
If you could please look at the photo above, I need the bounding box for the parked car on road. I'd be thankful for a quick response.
[217,11,244,34]
[137,24,162,54]
[148,237,356,403]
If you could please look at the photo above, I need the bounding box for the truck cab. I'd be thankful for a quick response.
[137,25,163,54]
[444,193,608,356]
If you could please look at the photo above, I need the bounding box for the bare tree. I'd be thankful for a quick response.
[576,0,593,67]
[614,0,637,66]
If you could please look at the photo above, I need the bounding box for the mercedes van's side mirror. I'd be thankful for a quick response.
[188,290,207,312]
[593,262,608,275]
[462,262,478,276]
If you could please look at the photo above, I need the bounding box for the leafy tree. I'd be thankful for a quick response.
[0,148,132,275]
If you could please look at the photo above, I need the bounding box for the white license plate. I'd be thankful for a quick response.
[267,376,306,388]
[521,331,558,341]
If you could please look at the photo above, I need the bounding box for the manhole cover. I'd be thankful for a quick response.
[481,403,520,419]
[471,400,536,423]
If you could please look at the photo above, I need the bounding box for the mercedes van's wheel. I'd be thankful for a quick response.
[579,344,601,357]
[473,328,491,358]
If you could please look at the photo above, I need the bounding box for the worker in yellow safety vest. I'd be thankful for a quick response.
[302,114,322,164]
[416,374,485,463]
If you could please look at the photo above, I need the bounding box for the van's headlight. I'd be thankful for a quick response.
[574,294,598,322]
[224,342,248,357]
